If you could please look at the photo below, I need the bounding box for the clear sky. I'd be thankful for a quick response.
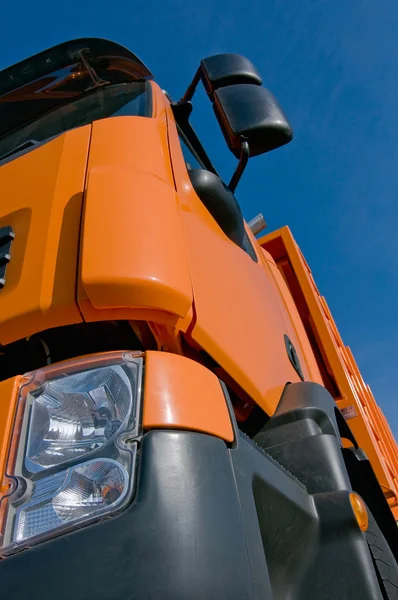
[1,1,397,435]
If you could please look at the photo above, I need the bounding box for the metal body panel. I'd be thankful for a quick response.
[164,97,320,416]
[143,351,234,442]
[0,126,90,344]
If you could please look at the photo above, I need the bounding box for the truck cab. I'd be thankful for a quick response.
[0,38,397,600]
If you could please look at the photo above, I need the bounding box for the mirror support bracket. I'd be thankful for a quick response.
[228,138,250,192]
[180,68,201,103]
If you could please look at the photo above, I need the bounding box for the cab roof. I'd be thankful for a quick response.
[0,37,153,137]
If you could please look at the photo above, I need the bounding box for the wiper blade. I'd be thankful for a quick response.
[70,48,109,90]
[0,139,40,162]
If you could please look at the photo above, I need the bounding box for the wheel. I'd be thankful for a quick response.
[366,511,398,599]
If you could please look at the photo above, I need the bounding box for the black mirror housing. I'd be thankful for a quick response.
[200,54,262,98]
[178,54,293,190]
[213,84,293,157]
[188,169,245,247]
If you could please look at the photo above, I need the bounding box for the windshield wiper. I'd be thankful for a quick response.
[70,48,109,90]
[0,139,40,162]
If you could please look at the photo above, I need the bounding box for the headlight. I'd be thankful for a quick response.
[26,365,133,471]
[0,351,142,557]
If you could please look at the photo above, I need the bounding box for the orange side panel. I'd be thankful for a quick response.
[261,226,398,507]
[79,115,193,322]
[0,127,91,344]
[87,114,174,184]
[183,213,305,413]
[164,101,309,416]
[262,249,323,385]
[81,167,192,316]
[143,351,234,442]
[0,377,21,482]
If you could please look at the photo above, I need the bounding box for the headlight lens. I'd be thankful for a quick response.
[0,351,142,556]
[27,365,133,471]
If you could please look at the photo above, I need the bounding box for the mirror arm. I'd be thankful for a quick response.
[171,101,218,174]
[180,67,201,103]
[228,138,250,192]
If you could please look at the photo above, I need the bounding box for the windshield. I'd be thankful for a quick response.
[0,81,151,162]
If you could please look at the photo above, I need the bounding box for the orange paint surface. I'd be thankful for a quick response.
[261,246,323,385]
[164,97,317,416]
[143,351,234,442]
[79,114,193,322]
[0,127,91,344]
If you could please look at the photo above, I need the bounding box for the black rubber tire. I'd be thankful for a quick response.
[366,511,398,600]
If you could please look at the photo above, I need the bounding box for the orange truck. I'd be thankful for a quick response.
[0,38,397,600]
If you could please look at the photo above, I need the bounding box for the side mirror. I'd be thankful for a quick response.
[178,53,294,190]
[213,84,293,158]
[188,169,245,247]
[200,54,262,98]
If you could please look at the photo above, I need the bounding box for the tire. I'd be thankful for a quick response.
[366,511,398,600]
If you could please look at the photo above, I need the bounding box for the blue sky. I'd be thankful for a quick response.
[1,1,397,436]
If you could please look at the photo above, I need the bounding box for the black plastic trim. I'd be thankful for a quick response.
[0,225,14,290]
[253,382,350,492]
[0,432,258,600]
[200,54,262,99]
[343,446,398,561]
[0,38,152,97]
[258,381,341,438]
[219,380,240,448]
[0,39,152,140]
[284,334,304,380]
[213,84,293,158]
[188,168,245,246]
[0,430,383,599]
[233,433,382,599]
[334,405,358,448]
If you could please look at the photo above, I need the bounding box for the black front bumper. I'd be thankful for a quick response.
[0,430,382,600]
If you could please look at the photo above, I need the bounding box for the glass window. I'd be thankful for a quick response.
[0,81,151,161]
[177,127,205,171]
[241,231,258,262]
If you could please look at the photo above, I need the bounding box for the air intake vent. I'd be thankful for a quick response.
[0,226,15,290]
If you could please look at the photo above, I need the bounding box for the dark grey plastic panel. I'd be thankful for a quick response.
[0,429,382,600]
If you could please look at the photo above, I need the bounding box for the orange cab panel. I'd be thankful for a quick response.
[85,115,174,185]
[165,101,315,416]
[79,117,193,321]
[143,351,234,442]
[0,127,91,345]
[182,210,304,414]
